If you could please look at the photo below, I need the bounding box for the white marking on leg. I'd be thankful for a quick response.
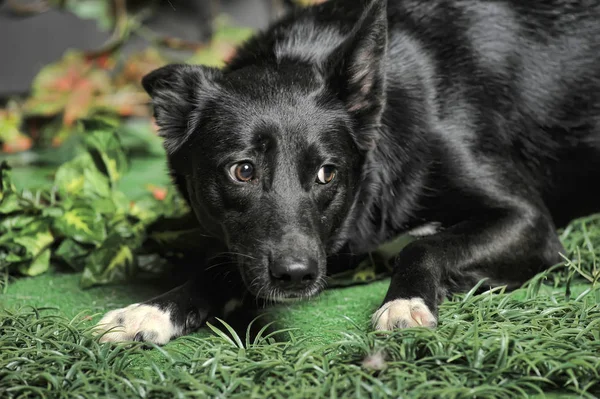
[94,303,181,345]
[372,298,437,331]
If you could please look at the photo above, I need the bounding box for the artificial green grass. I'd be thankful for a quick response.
[1,159,599,398]
[1,271,599,398]
[2,218,599,398]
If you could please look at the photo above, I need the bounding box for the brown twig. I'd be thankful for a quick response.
[152,0,218,51]
[6,0,50,16]
[154,36,207,52]
[135,24,208,52]
[84,0,129,59]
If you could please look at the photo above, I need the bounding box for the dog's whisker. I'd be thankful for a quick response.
[254,284,266,306]
[222,252,257,260]
[204,261,236,272]
[207,252,256,262]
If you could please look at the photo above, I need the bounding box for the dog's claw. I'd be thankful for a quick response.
[372,298,437,331]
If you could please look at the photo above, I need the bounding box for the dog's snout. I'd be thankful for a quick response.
[269,258,318,287]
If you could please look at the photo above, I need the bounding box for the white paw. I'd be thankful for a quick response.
[372,298,437,330]
[94,303,181,345]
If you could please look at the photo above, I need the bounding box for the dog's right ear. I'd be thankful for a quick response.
[323,0,388,151]
[142,64,221,154]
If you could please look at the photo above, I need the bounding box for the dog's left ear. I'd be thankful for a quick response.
[142,64,221,155]
[325,0,388,150]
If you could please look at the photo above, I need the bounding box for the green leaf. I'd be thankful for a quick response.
[119,118,164,157]
[0,242,28,264]
[64,0,114,31]
[0,162,18,205]
[129,197,159,224]
[21,95,66,117]
[82,190,129,216]
[41,206,64,219]
[53,157,87,196]
[53,207,107,245]
[55,239,91,271]
[11,226,54,261]
[110,190,130,214]
[88,197,119,215]
[186,18,254,67]
[0,193,21,214]
[81,121,128,186]
[54,152,111,199]
[0,214,38,235]
[83,167,112,198]
[80,234,137,288]
[0,102,32,153]
[0,118,193,283]
[18,248,51,276]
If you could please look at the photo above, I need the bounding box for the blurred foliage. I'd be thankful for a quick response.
[0,6,255,153]
[294,0,328,5]
[0,121,197,287]
[20,50,161,148]
[188,17,254,67]
[0,102,32,153]
[0,0,335,153]
[61,0,115,31]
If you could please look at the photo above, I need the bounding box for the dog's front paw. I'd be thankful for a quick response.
[94,304,181,345]
[372,298,437,330]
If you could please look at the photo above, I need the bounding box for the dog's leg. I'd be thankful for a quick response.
[95,273,240,344]
[372,206,564,330]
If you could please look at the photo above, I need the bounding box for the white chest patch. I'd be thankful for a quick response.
[94,303,181,345]
[407,222,441,238]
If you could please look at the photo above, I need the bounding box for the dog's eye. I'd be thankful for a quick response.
[316,165,336,184]
[230,162,255,182]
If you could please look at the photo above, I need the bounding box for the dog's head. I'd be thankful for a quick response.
[142,1,387,300]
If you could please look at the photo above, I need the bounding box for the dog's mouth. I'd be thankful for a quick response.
[263,283,326,303]
[237,260,326,302]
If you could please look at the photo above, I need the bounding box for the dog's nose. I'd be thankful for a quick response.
[269,259,318,287]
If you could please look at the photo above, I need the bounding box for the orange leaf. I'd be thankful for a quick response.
[0,101,32,153]
[146,184,168,201]
[152,187,167,201]
[2,136,32,153]
[25,51,112,123]
[94,89,151,117]
[51,136,64,148]
[86,53,115,70]
[63,80,94,126]
[116,49,167,88]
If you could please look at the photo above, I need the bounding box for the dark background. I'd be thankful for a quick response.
[0,0,282,98]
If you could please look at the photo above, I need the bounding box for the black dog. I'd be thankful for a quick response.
[96,0,600,344]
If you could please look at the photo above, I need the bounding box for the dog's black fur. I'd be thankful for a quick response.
[100,0,600,342]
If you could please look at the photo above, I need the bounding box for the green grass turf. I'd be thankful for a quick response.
[1,161,599,398]
[2,266,598,398]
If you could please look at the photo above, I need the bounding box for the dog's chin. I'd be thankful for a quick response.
[268,283,324,303]
[241,273,325,303]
